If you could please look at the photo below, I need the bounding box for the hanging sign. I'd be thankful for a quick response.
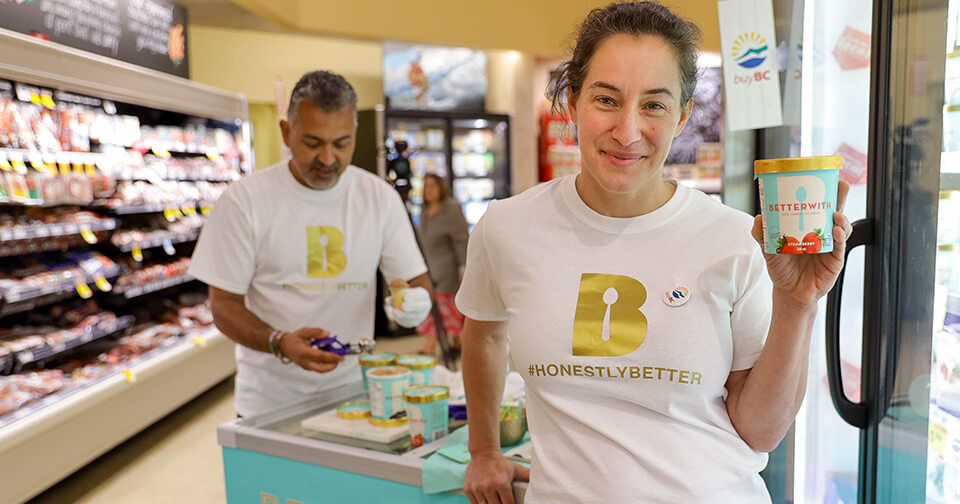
[717,0,783,131]
[0,0,189,78]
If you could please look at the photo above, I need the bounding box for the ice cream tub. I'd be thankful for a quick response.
[366,365,412,420]
[359,352,397,391]
[396,354,437,385]
[404,385,449,447]
[755,156,842,254]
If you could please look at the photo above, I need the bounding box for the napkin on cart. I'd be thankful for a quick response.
[421,426,531,494]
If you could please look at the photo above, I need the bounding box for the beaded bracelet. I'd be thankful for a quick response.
[267,329,282,355]
[273,331,292,364]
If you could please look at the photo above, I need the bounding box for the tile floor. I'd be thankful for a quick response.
[28,334,427,503]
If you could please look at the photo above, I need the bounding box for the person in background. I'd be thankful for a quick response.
[416,173,470,355]
[189,70,433,418]
[457,2,853,504]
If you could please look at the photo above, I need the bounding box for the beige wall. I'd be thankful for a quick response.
[190,26,545,191]
[486,50,539,194]
[248,103,282,170]
[227,0,722,55]
[188,25,383,108]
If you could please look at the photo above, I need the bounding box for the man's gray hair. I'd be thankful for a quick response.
[287,70,358,122]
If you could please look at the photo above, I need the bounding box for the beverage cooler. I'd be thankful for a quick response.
[356,109,511,228]
[756,0,960,502]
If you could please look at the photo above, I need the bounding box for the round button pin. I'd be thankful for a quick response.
[663,286,691,307]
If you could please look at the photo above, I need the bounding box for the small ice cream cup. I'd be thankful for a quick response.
[403,385,450,447]
[336,400,371,420]
[396,354,437,385]
[366,365,412,420]
[359,352,397,391]
[755,156,842,254]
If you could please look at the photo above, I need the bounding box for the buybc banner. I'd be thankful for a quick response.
[717,0,783,131]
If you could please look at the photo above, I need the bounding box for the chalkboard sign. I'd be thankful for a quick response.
[0,0,189,79]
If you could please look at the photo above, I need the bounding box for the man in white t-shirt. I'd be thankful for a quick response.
[189,71,432,417]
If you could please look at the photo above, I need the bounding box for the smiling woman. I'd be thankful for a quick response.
[544,4,701,217]
[456,2,853,504]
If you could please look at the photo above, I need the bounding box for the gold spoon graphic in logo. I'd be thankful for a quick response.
[601,287,618,342]
[319,233,329,271]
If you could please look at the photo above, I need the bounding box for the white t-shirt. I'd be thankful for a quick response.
[189,161,427,417]
[456,175,774,503]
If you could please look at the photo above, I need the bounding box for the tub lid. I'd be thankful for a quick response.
[754,155,843,174]
[365,365,410,379]
[337,401,371,419]
[359,352,397,366]
[396,354,437,370]
[404,385,450,403]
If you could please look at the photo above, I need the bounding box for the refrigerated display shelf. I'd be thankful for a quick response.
[0,219,117,243]
[115,274,194,299]
[113,230,200,253]
[103,201,200,215]
[8,315,135,374]
[0,148,105,166]
[113,173,238,183]
[138,144,234,157]
[0,327,235,503]
[0,267,122,317]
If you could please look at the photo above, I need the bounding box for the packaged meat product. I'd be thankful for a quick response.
[13,369,66,395]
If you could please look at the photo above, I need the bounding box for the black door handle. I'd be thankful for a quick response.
[825,218,875,428]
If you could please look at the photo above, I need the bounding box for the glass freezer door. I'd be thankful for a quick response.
[450,118,509,228]
[385,116,449,226]
[763,0,947,502]
[786,0,874,501]
[811,0,948,503]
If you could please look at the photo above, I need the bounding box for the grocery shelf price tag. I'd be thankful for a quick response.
[75,282,94,299]
[94,276,112,292]
[162,239,176,256]
[12,160,27,174]
[80,228,98,244]
[30,160,47,173]
[40,94,56,110]
[151,147,172,158]
[30,92,41,105]
[132,247,143,262]
[124,369,137,383]
[85,164,96,177]
[181,205,196,216]
[192,336,206,348]
[0,156,10,172]
[163,208,179,222]
[200,205,213,216]
[59,162,71,176]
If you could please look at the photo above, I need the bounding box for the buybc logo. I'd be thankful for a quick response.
[732,32,773,84]
[572,273,648,357]
[732,32,768,68]
[307,226,347,278]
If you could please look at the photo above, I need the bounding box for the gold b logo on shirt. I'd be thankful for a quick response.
[572,273,648,356]
[307,226,347,278]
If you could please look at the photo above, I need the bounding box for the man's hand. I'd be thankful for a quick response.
[277,328,345,373]
[384,286,432,328]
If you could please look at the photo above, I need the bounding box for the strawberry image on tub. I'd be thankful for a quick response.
[755,156,842,254]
